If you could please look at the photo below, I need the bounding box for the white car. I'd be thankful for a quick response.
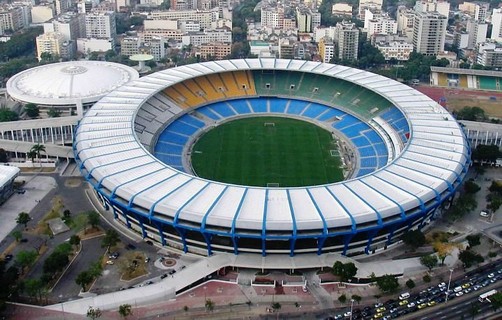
[455,291,464,297]
[488,273,495,278]
[480,211,489,217]
[343,311,352,317]
[407,302,416,308]
[438,282,446,288]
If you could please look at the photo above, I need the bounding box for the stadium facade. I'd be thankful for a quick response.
[74,59,470,258]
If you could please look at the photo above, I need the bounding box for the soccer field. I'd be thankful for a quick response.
[191,117,344,187]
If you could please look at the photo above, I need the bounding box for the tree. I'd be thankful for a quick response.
[352,294,361,304]
[338,293,347,304]
[88,261,103,278]
[406,279,415,289]
[30,143,46,160]
[63,209,71,218]
[375,274,399,293]
[464,180,481,194]
[87,306,102,319]
[466,234,481,247]
[205,298,215,312]
[87,211,100,230]
[24,278,43,302]
[26,150,37,162]
[43,250,69,274]
[118,304,132,318]
[16,212,32,229]
[472,144,500,163]
[420,254,438,271]
[331,261,358,281]
[458,250,484,268]
[11,230,22,242]
[101,229,120,252]
[76,271,93,291]
[423,274,431,283]
[24,103,39,118]
[15,250,38,272]
[0,108,18,122]
[69,235,81,247]
[491,292,502,311]
[0,148,7,163]
[183,305,189,312]
[455,106,485,121]
[271,302,281,312]
[401,229,426,250]
[47,107,61,118]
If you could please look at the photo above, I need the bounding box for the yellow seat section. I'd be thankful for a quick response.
[233,71,256,95]
[219,72,241,97]
[194,75,226,102]
[163,86,189,109]
[171,83,206,108]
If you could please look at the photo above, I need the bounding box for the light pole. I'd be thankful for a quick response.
[349,299,355,320]
[445,269,454,303]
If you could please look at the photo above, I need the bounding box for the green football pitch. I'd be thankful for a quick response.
[190,117,344,187]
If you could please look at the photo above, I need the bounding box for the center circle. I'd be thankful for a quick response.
[189,116,344,187]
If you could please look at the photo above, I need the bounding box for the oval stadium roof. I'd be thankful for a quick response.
[74,59,470,233]
[6,61,139,106]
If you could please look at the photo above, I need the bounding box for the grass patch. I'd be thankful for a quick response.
[118,252,148,281]
[190,116,343,187]
[33,196,65,235]
[66,213,89,231]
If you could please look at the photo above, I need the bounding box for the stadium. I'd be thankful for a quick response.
[74,59,470,258]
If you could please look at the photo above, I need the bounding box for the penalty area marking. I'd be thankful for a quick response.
[330,150,340,157]
[264,122,275,127]
[267,183,280,187]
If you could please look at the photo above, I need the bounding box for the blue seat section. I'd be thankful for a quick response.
[155,154,183,168]
[302,103,330,119]
[351,136,371,148]
[157,131,189,145]
[364,131,382,144]
[178,114,205,128]
[357,168,374,177]
[166,121,198,136]
[154,142,184,154]
[360,157,377,168]
[250,98,268,113]
[380,107,410,143]
[341,123,371,138]
[269,98,288,113]
[197,106,221,120]
[209,102,236,117]
[228,100,252,114]
[286,100,309,115]
[359,146,376,157]
[332,115,359,130]
[318,108,345,121]
[378,156,388,167]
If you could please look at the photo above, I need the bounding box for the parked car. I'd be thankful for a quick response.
[160,274,168,279]
[4,254,13,261]
[106,260,114,265]
[126,244,136,250]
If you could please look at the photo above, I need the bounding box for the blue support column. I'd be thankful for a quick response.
[342,233,355,256]
[174,227,188,253]
[153,220,166,246]
[232,237,239,255]
[317,236,327,255]
[261,238,266,257]
[365,229,380,254]
[111,206,118,219]
[202,232,212,256]
[289,237,296,257]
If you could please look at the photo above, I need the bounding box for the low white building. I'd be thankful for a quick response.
[77,37,113,54]
[376,40,413,61]
[0,165,20,205]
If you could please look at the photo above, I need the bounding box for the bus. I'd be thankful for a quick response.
[479,289,497,302]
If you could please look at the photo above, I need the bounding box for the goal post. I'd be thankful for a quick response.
[264,122,275,127]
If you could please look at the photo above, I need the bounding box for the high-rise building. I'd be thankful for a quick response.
[85,10,116,39]
[335,21,359,60]
[477,42,502,68]
[358,0,383,20]
[492,8,502,43]
[36,32,65,61]
[474,2,490,22]
[319,36,334,62]
[414,0,450,17]
[0,6,26,34]
[296,7,312,33]
[466,20,488,49]
[31,5,55,24]
[261,5,284,29]
[44,13,84,42]
[412,11,447,56]
[55,0,71,15]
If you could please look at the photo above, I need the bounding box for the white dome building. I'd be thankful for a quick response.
[7,61,139,117]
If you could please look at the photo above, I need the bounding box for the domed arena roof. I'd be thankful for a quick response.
[6,61,139,106]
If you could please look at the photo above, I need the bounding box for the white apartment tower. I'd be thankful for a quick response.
[85,10,116,39]
[412,11,447,56]
[261,5,284,29]
[36,32,65,61]
[414,0,450,17]
[492,8,502,43]
[335,21,359,60]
